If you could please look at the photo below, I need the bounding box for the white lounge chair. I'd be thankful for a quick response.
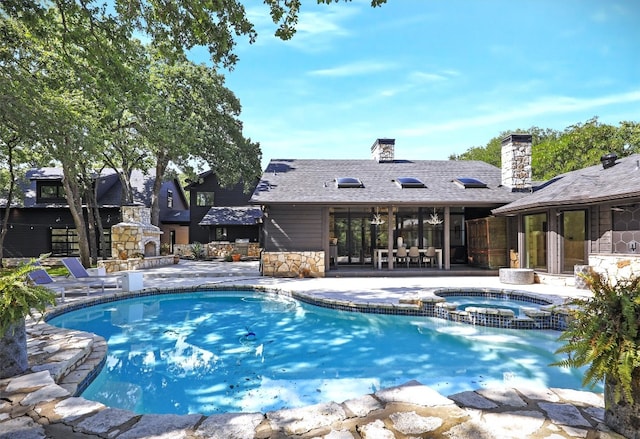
[27,268,66,302]
[62,257,123,293]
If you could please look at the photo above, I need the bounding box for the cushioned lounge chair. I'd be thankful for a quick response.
[62,257,123,293]
[27,268,66,302]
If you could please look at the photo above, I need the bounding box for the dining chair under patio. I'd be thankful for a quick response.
[423,246,437,268]
[395,246,408,267]
[408,246,421,268]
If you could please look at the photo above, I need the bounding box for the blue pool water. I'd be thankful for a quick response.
[49,291,598,415]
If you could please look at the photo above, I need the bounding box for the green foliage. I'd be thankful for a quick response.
[0,261,56,335]
[189,241,205,260]
[553,272,640,403]
[451,118,640,181]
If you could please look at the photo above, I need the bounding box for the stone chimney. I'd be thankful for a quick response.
[501,133,532,191]
[371,138,395,163]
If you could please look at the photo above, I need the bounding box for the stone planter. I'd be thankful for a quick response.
[604,372,640,439]
[0,319,28,379]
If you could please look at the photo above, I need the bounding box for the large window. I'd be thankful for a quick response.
[50,228,112,257]
[562,210,586,272]
[37,182,65,203]
[524,213,547,270]
[196,192,215,206]
[51,228,79,256]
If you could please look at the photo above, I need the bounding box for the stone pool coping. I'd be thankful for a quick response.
[1,282,619,439]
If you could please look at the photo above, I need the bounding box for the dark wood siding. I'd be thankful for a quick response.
[263,205,323,251]
[0,207,119,258]
[187,173,257,244]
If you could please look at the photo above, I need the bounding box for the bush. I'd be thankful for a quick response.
[0,261,56,335]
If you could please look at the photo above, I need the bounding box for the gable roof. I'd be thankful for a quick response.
[493,153,640,215]
[250,159,526,206]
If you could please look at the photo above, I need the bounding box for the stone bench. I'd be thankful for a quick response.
[499,268,535,285]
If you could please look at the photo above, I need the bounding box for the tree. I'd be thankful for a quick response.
[451,119,640,181]
[4,1,388,67]
[138,53,261,226]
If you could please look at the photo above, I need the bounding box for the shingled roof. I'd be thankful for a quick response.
[493,153,640,215]
[198,206,262,226]
[250,159,526,207]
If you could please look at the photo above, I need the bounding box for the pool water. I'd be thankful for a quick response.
[48,291,598,415]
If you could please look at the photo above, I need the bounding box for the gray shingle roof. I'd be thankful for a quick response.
[493,153,640,215]
[250,159,525,206]
[198,206,262,226]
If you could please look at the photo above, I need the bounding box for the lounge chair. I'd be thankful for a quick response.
[27,268,66,302]
[62,257,123,293]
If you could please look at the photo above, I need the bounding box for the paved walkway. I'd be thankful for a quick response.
[0,261,627,438]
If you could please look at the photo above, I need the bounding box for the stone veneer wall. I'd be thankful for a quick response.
[501,134,532,190]
[261,251,325,277]
[98,255,176,273]
[588,254,640,283]
[111,206,162,259]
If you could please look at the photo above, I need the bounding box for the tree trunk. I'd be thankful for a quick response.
[605,371,640,439]
[0,319,28,379]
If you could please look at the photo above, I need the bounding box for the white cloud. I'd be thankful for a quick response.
[398,89,640,137]
[308,60,394,77]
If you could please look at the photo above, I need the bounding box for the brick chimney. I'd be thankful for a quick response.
[501,133,532,191]
[371,138,395,162]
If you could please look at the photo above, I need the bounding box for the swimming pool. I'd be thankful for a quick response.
[48,290,597,415]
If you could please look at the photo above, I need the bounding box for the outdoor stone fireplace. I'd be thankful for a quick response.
[111,206,162,259]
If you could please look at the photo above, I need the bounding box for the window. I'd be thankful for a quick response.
[167,190,174,208]
[50,228,112,257]
[336,177,364,188]
[50,228,79,256]
[196,191,215,206]
[395,177,425,188]
[37,182,65,202]
[454,177,487,188]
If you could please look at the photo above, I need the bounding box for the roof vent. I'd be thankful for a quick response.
[601,153,618,169]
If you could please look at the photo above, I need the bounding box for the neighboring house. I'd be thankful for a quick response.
[0,168,189,258]
[184,171,261,245]
[158,179,190,252]
[493,151,640,277]
[250,136,531,276]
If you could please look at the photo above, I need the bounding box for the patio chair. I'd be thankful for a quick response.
[395,246,408,267]
[27,267,66,302]
[62,257,123,293]
[408,246,421,268]
[423,246,437,268]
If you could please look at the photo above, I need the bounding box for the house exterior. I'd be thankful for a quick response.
[185,171,261,245]
[0,168,189,259]
[251,136,531,276]
[493,151,640,280]
[252,134,640,280]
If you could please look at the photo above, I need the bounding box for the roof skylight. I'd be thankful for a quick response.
[336,177,364,188]
[455,177,488,188]
[395,177,426,188]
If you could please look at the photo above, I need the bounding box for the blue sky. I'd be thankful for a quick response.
[194,0,640,169]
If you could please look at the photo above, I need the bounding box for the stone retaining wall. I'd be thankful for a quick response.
[261,251,325,277]
[588,254,640,284]
[98,255,177,273]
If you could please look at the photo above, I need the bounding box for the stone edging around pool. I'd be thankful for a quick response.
[12,284,611,439]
